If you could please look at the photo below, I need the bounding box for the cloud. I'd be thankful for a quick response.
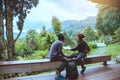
[46,0,98,20]
[27,0,98,21]
[23,0,98,30]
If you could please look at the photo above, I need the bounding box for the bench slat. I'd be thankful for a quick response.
[84,54,111,64]
[0,54,111,79]
[0,59,50,66]
[0,62,62,74]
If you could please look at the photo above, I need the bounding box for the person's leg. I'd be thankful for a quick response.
[50,56,67,75]
[80,58,85,69]
[80,58,86,74]
[76,52,86,73]
[56,57,68,75]
[69,53,79,58]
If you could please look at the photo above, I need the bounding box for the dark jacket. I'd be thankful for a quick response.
[71,40,89,53]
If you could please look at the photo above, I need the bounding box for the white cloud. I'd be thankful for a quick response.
[27,0,98,21]
[23,0,98,30]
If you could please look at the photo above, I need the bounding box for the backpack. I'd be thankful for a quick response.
[81,40,90,54]
[65,61,79,80]
[84,45,90,54]
[55,75,64,80]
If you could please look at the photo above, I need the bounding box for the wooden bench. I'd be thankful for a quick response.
[0,54,111,80]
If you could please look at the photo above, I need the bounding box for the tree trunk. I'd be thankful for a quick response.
[5,0,16,60]
[0,0,5,61]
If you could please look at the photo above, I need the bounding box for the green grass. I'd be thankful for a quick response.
[105,43,120,58]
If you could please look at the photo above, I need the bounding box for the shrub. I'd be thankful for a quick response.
[88,42,97,49]
[16,44,34,58]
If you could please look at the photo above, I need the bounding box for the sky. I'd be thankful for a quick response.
[14,0,98,32]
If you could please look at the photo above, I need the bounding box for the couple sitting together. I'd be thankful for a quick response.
[48,33,90,80]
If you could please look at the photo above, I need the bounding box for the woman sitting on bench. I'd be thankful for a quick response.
[68,34,90,74]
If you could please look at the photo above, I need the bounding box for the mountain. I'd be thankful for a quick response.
[47,16,97,33]
[62,16,97,32]
[62,20,79,28]
[10,16,96,38]
[4,32,26,39]
[13,32,26,38]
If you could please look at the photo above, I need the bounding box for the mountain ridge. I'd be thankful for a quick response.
[11,16,97,38]
[62,16,96,32]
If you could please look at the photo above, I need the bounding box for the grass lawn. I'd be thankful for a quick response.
[105,43,120,58]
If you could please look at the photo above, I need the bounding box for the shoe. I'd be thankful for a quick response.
[81,67,86,74]
[55,75,64,80]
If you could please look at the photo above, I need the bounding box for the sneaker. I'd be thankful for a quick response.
[81,67,86,74]
[55,75,64,80]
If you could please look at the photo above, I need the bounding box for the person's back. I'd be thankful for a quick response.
[48,40,63,60]
[48,33,68,76]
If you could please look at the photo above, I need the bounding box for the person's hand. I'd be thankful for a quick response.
[64,57,72,61]
[70,57,77,61]
[72,57,76,59]
[63,46,71,50]
[66,48,71,51]
[64,57,69,60]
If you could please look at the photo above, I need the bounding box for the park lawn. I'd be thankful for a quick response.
[105,43,120,58]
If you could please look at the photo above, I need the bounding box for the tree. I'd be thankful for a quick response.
[96,5,120,35]
[0,0,4,60]
[40,25,47,37]
[63,31,75,47]
[90,0,120,8]
[40,26,56,50]
[82,26,98,41]
[51,16,62,36]
[5,0,16,60]
[39,30,56,50]
[115,27,120,43]
[0,0,39,60]
[26,29,38,50]
[45,33,56,50]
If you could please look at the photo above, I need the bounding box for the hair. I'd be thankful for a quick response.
[58,33,65,41]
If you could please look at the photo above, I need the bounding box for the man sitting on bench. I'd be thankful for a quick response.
[48,33,69,75]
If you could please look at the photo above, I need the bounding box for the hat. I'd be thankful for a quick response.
[77,34,84,39]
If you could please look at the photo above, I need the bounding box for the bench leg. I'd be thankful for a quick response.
[103,61,107,66]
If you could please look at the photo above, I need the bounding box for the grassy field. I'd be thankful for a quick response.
[105,43,120,58]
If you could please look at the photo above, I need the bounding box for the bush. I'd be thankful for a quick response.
[88,42,97,49]
[34,50,49,59]
[116,55,120,63]
[114,27,120,43]
[104,43,120,58]
[16,44,34,58]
